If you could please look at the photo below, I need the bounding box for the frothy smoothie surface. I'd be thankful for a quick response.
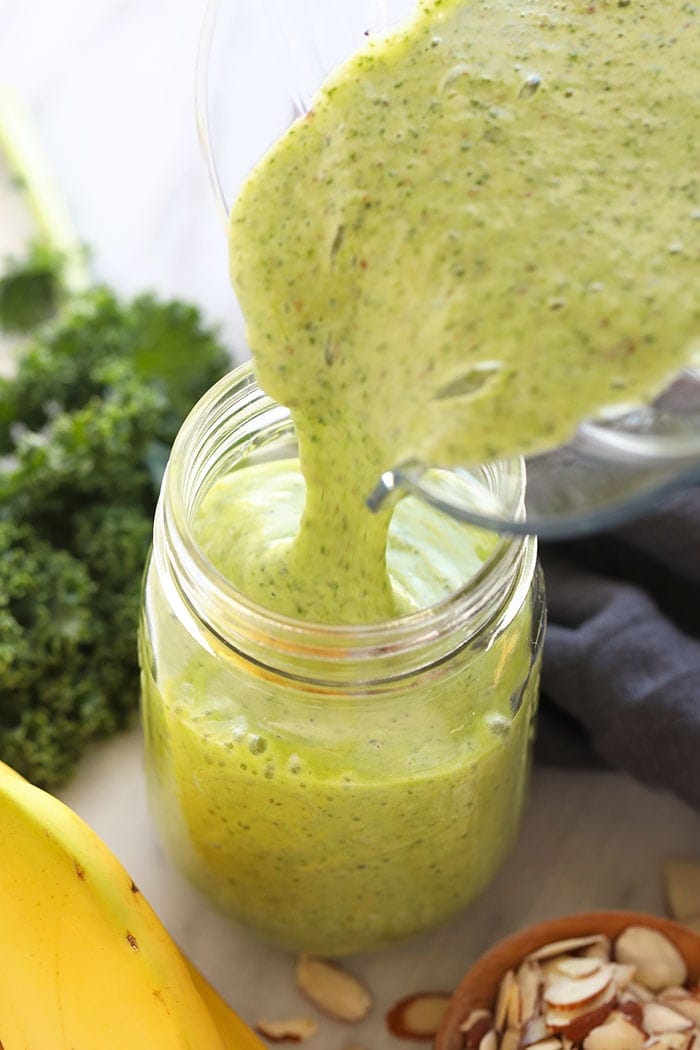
[223,0,699,621]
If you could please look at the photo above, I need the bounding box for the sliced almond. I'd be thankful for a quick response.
[494,969,519,1031]
[527,936,607,962]
[460,921,696,1050]
[658,996,700,1024]
[549,997,616,1041]
[646,1035,695,1050]
[663,859,700,922]
[615,927,688,992]
[582,938,612,962]
[544,966,614,1010]
[618,997,645,1028]
[459,1008,492,1033]
[643,1001,694,1034]
[556,957,602,979]
[582,1012,646,1050]
[295,955,371,1023]
[256,1017,318,1043]
[521,1016,549,1046]
[459,1008,493,1050]
[627,980,654,1002]
[385,992,450,1041]
[610,963,636,991]
[500,1028,520,1050]
[517,959,543,1023]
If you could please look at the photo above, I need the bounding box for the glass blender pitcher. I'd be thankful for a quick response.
[195,0,700,539]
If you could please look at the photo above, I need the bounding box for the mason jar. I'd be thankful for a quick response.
[139,362,545,956]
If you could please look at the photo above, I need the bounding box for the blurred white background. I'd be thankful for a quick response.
[0,0,242,348]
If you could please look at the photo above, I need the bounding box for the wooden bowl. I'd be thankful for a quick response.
[435,910,700,1050]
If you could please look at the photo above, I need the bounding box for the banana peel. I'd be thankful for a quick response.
[0,759,264,1050]
[185,958,266,1050]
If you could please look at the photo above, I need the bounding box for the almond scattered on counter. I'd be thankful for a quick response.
[256,1017,319,1043]
[455,924,699,1050]
[385,991,452,1041]
[295,954,372,1023]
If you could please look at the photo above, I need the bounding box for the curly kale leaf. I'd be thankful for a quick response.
[0,287,230,451]
[0,279,230,786]
[1,361,168,535]
[0,241,65,333]
[0,520,111,788]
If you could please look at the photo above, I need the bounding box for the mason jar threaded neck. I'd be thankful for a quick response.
[155,361,536,687]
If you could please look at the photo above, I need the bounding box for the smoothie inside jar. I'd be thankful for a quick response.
[145,426,542,954]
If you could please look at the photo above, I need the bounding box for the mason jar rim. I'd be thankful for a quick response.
[158,361,536,670]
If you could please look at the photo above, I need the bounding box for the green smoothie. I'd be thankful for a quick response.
[142,0,698,951]
[227,0,698,622]
[143,457,542,953]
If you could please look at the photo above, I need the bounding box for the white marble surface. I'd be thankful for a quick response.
[1,3,699,1047]
[58,731,700,1047]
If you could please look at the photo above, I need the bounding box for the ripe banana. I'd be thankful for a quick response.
[0,759,264,1050]
[184,958,267,1050]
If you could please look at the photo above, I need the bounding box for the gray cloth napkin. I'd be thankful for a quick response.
[536,487,700,811]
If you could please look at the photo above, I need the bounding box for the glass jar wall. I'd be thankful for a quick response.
[139,363,545,955]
